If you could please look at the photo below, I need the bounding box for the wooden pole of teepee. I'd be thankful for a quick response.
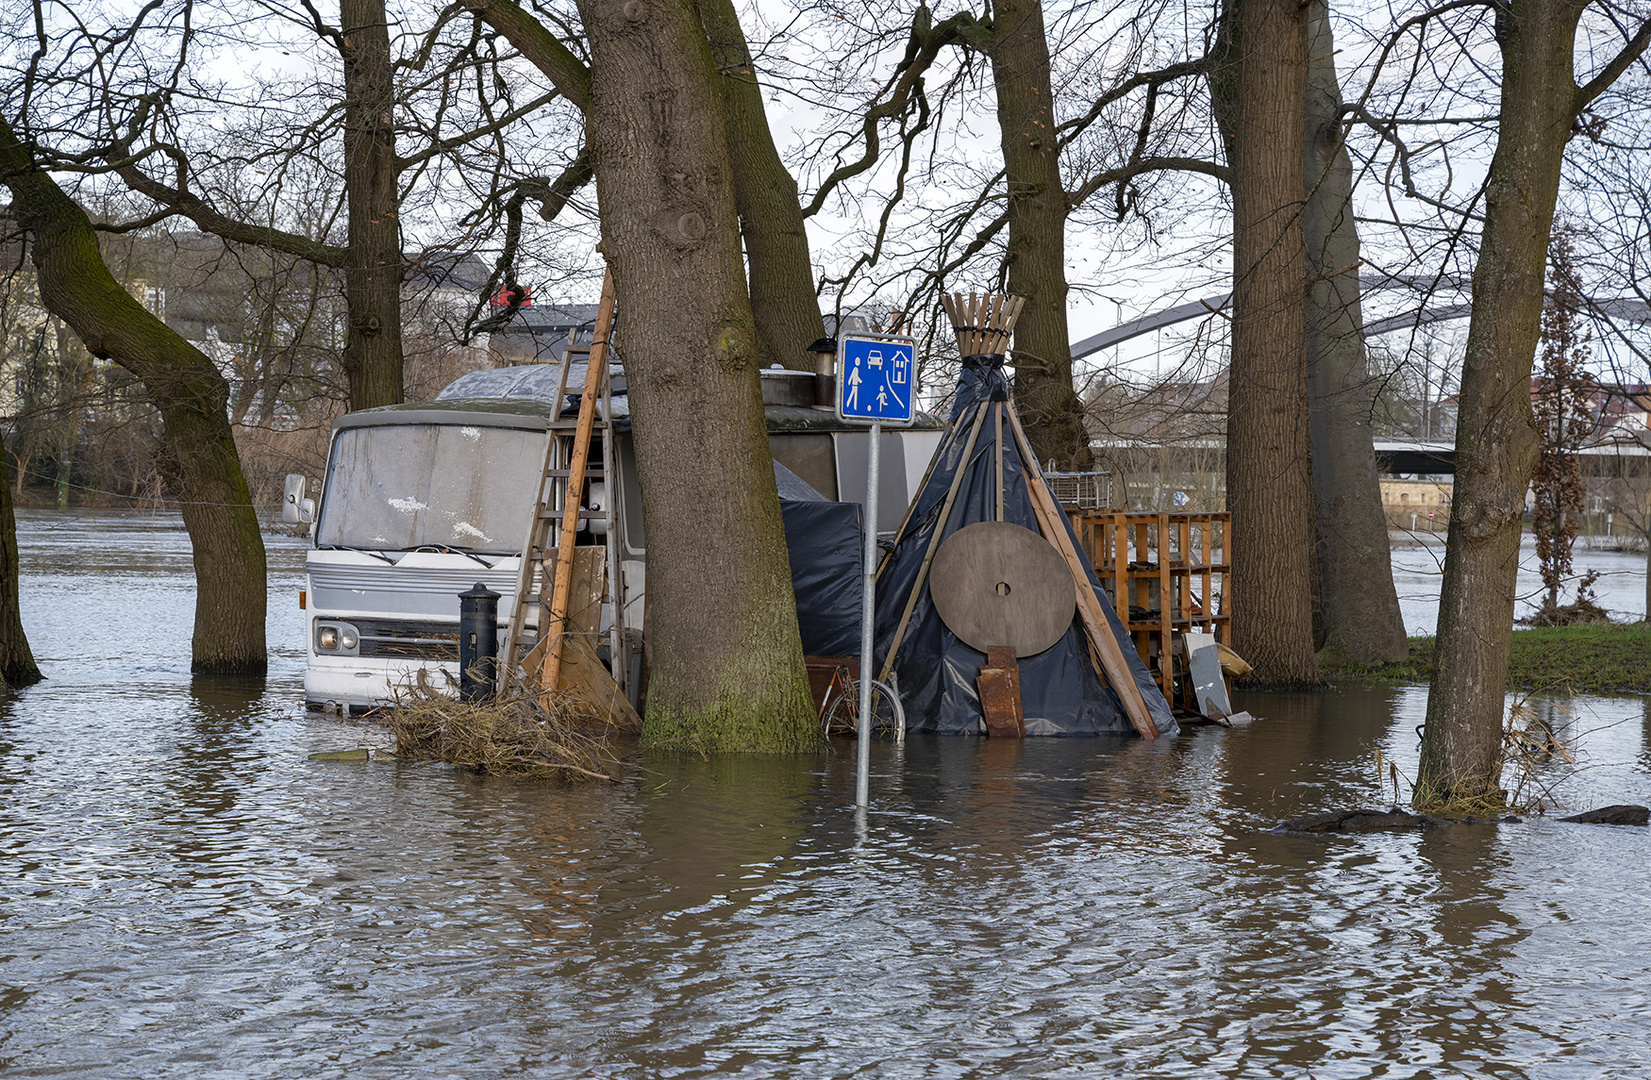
[875,436,945,586]
[994,402,1005,522]
[540,267,617,700]
[1005,402,1161,739]
[876,400,992,684]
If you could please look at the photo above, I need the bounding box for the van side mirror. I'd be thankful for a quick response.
[282,474,314,525]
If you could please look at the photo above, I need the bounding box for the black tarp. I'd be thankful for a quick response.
[776,461,864,657]
[871,354,1178,737]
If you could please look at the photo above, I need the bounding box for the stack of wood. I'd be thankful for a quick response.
[939,291,1026,356]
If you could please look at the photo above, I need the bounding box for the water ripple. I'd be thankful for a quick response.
[3,513,1651,1077]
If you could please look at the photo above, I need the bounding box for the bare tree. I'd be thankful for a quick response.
[986,0,1092,468]
[699,0,829,369]
[573,0,817,751]
[0,412,38,685]
[1417,0,1650,810]
[465,0,828,370]
[1212,0,1321,686]
[0,116,267,674]
[792,0,1220,466]
[1303,0,1408,665]
[89,0,576,410]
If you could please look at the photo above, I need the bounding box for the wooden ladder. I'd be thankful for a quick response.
[499,269,624,699]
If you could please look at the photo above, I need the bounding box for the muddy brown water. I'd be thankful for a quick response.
[4,510,1651,1078]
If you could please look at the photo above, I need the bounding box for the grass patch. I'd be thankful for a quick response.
[1342,621,1651,694]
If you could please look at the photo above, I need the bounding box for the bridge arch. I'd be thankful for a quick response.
[1070,278,1651,362]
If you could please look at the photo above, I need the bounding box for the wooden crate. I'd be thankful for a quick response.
[1066,510,1231,703]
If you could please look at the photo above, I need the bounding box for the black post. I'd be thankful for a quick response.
[458,582,501,702]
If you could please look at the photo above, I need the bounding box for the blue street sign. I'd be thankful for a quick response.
[837,334,916,426]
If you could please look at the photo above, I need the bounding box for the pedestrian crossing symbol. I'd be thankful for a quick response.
[837,334,916,425]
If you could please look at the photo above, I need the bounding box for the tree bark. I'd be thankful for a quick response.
[1417,0,1591,808]
[574,0,817,752]
[1218,0,1321,686]
[467,0,826,372]
[988,0,1092,471]
[1302,0,1407,665]
[340,0,405,410]
[0,117,269,675]
[698,0,827,370]
[463,0,593,109]
[0,432,41,688]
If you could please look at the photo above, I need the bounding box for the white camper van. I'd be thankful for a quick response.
[289,362,942,714]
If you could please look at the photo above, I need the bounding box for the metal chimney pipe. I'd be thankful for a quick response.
[810,337,837,409]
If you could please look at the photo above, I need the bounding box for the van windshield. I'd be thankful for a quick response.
[317,423,545,554]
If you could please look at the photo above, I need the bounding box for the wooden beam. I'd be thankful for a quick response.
[877,400,992,684]
[1005,404,1161,739]
[540,267,617,700]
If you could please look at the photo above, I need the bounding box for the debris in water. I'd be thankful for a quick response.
[309,748,372,763]
[382,673,628,782]
[1558,805,1649,826]
[1279,808,1439,833]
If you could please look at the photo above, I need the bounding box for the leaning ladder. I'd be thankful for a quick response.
[499,269,623,700]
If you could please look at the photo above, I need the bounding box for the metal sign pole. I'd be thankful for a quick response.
[856,422,880,809]
[835,331,914,812]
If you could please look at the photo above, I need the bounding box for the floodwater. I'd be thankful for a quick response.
[5,511,1651,1079]
[1391,535,1648,634]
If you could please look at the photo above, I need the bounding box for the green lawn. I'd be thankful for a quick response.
[1344,622,1651,694]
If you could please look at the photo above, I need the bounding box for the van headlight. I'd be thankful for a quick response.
[315,621,360,654]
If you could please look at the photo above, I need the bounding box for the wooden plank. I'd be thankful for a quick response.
[1004,405,1161,739]
[565,545,607,636]
[1177,517,1193,628]
[993,402,1004,522]
[540,267,617,699]
[1157,512,1172,700]
[556,631,642,733]
[1199,516,1214,631]
[977,645,1024,737]
[519,545,605,674]
[1112,512,1128,627]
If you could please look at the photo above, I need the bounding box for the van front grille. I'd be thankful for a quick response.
[353,618,461,661]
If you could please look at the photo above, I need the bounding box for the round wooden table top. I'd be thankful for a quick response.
[929,520,1076,657]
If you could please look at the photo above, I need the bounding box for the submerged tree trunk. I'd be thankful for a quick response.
[1302,0,1406,665]
[0,117,268,675]
[1217,0,1320,685]
[574,0,817,752]
[340,0,405,409]
[0,433,40,688]
[1417,0,1601,808]
[989,0,1092,470]
[699,0,827,370]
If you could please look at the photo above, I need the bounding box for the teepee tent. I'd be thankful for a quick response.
[873,295,1176,738]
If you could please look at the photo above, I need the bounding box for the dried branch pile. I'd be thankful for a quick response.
[384,676,626,782]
